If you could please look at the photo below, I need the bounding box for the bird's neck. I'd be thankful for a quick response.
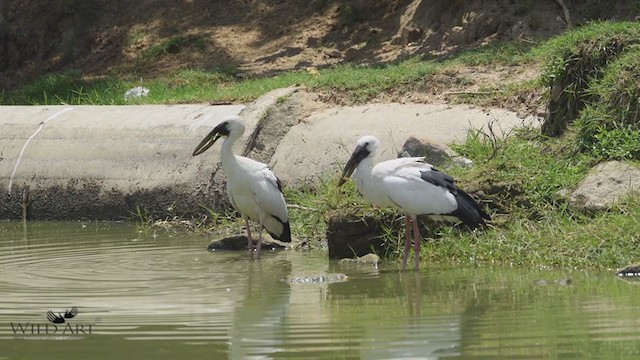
[220,136,239,170]
[354,157,374,180]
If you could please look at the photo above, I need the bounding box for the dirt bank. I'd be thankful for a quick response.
[2,1,638,91]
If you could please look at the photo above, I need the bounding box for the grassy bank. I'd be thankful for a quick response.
[1,42,535,106]
[283,125,639,269]
[9,21,640,269]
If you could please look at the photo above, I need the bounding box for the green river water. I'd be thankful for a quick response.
[1,221,639,359]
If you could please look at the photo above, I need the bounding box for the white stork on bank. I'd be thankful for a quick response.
[192,117,291,259]
[338,135,489,270]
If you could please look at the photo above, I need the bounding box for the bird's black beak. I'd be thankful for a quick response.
[338,144,369,187]
[192,122,228,156]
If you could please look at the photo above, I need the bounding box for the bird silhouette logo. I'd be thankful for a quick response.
[46,307,79,324]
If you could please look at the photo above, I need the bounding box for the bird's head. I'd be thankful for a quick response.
[338,135,380,186]
[192,116,246,156]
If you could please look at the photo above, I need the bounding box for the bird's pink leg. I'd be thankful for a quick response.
[244,217,254,260]
[402,215,412,271]
[256,222,264,260]
[412,216,421,270]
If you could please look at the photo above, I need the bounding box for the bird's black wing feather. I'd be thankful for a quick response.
[450,189,491,229]
[421,168,490,229]
[420,168,458,194]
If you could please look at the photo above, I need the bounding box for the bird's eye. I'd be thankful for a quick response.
[364,142,369,146]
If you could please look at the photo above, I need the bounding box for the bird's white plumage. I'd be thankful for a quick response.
[352,140,458,217]
[194,116,289,258]
[218,121,288,237]
[341,135,487,270]
[380,158,457,215]
[250,165,288,223]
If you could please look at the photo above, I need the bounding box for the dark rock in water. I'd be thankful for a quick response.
[287,273,349,284]
[326,211,440,259]
[207,234,287,251]
[207,235,247,251]
[617,264,640,277]
[326,212,396,259]
[338,253,381,266]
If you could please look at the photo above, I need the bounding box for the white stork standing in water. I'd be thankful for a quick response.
[338,135,489,270]
[192,116,291,259]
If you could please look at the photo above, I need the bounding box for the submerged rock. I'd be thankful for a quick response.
[338,253,381,266]
[556,279,572,286]
[287,273,349,284]
[207,234,288,251]
[616,264,640,277]
[534,279,572,286]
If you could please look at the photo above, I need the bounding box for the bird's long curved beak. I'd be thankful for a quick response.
[192,126,224,156]
[338,144,369,187]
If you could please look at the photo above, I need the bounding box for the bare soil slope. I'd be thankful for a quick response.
[1,0,638,91]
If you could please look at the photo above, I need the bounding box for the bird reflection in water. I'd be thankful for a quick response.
[360,272,462,359]
[228,256,292,358]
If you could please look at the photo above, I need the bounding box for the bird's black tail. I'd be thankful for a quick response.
[279,221,292,243]
[266,220,292,243]
[451,189,490,229]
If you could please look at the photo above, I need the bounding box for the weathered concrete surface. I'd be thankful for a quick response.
[570,161,640,211]
[243,89,325,165]
[1,88,537,220]
[0,87,301,220]
[271,103,540,186]
[0,104,244,219]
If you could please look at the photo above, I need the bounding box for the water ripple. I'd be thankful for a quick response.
[2,222,640,359]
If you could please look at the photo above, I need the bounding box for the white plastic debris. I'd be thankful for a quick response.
[124,86,150,101]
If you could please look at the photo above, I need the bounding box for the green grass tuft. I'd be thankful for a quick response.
[414,128,637,269]
[285,176,374,249]
[573,46,640,160]
[5,70,130,105]
[426,196,640,269]
[538,21,640,136]
[3,41,535,105]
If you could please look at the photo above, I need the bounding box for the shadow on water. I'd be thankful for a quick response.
[1,221,640,359]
